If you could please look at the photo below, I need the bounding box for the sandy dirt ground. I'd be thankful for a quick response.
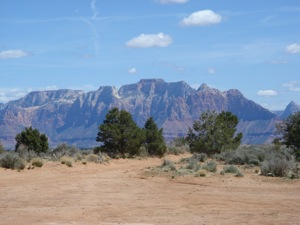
[1,155,300,225]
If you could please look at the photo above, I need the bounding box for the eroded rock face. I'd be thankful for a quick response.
[0,79,293,149]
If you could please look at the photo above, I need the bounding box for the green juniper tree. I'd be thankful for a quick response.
[143,117,167,157]
[0,141,4,154]
[186,111,242,156]
[278,111,300,158]
[15,126,49,154]
[96,107,145,157]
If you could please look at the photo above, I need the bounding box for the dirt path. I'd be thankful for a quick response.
[1,156,300,225]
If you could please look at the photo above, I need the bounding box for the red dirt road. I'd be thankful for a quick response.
[1,156,300,225]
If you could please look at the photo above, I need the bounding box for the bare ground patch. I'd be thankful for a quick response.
[0,156,299,225]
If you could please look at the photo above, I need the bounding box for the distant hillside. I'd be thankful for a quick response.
[0,79,296,149]
[280,101,300,119]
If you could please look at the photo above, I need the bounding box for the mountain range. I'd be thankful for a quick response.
[0,79,299,149]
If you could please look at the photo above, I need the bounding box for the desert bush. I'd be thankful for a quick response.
[215,144,294,167]
[31,158,43,167]
[186,158,201,171]
[191,153,207,162]
[195,170,206,177]
[74,152,84,161]
[235,170,244,177]
[17,147,38,162]
[167,145,190,155]
[160,159,177,171]
[136,146,149,158]
[51,143,78,160]
[0,152,26,170]
[65,161,72,167]
[168,137,190,155]
[221,165,241,175]
[215,145,261,165]
[171,137,188,147]
[260,155,293,177]
[202,161,217,173]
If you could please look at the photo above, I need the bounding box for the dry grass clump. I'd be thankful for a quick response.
[196,169,207,177]
[31,157,43,167]
[60,156,73,167]
[85,153,107,164]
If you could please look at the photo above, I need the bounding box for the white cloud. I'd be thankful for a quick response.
[285,43,300,54]
[257,90,278,96]
[128,68,138,74]
[126,33,172,48]
[207,68,216,74]
[0,50,28,59]
[157,61,185,73]
[0,88,31,103]
[283,81,300,92]
[157,0,189,4]
[91,0,98,19]
[269,60,288,65]
[181,10,222,26]
[44,85,59,91]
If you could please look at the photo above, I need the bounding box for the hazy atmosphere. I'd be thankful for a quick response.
[1,0,300,110]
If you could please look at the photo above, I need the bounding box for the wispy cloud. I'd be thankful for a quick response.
[157,0,189,4]
[285,43,300,54]
[283,81,300,92]
[181,10,222,26]
[0,50,29,59]
[126,33,172,48]
[91,0,99,19]
[257,90,278,96]
[157,61,185,73]
[81,18,100,57]
[207,68,216,74]
[261,15,277,24]
[268,60,288,65]
[128,68,138,74]
[0,88,31,103]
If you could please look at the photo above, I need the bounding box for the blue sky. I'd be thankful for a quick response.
[0,0,300,110]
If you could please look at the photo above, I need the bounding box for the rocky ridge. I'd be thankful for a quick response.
[0,79,297,149]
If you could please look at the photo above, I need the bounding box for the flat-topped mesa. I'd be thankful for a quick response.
[119,79,195,98]
[118,79,164,98]
[138,79,165,84]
